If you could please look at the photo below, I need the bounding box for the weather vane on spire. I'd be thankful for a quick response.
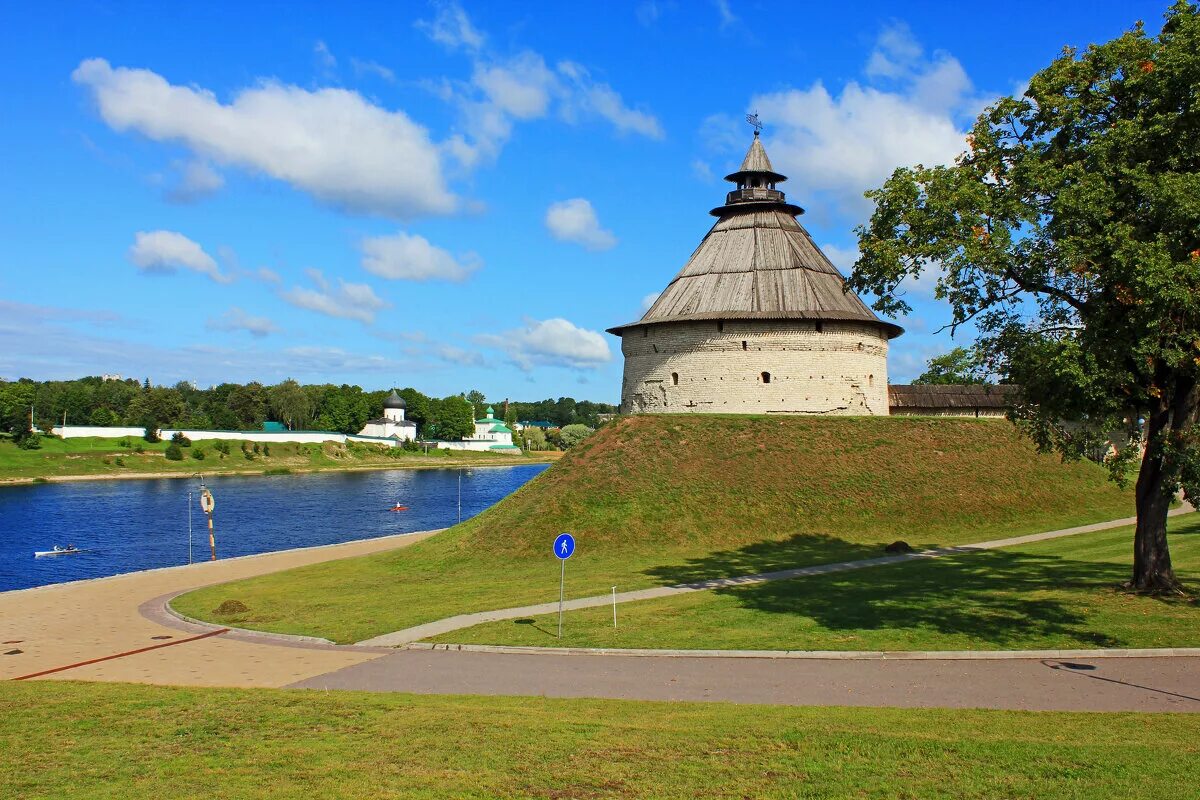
[746,111,762,136]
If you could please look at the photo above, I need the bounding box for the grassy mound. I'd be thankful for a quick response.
[174,415,1135,643]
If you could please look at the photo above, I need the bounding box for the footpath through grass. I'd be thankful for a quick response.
[3,682,1198,799]
[0,435,552,483]
[174,415,1135,643]
[436,516,1200,651]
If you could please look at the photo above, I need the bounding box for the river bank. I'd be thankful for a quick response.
[0,435,561,486]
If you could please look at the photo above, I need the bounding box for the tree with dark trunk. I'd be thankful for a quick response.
[848,2,1200,593]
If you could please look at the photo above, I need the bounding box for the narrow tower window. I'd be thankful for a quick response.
[868,374,875,387]
[742,341,748,351]
[815,321,824,333]
[761,372,771,384]
[718,321,724,332]
[671,372,679,386]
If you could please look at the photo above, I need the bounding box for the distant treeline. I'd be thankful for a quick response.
[0,377,616,440]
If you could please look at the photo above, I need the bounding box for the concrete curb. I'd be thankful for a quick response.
[405,641,1200,660]
[143,592,393,653]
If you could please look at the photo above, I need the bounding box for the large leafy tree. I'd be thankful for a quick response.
[849,2,1200,592]
[268,379,313,430]
[913,347,988,386]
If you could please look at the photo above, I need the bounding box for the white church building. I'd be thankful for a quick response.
[434,406,522,453]
[357,390,417,441]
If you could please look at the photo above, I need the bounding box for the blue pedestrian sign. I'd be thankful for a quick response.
[553,532,575,560]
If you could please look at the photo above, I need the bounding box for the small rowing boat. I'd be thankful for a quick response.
[34,545,85,558]
[388,503,409,512]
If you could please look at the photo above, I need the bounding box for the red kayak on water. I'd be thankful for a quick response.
[389,503,409,512]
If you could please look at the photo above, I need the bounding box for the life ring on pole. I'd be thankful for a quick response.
[199,488,215,514]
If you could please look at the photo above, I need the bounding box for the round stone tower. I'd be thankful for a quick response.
[607,132,902,416]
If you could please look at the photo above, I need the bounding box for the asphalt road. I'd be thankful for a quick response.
[290,649,1200,712]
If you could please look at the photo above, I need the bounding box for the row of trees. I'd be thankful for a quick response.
[0,377,614,444]
[461,390,616,429]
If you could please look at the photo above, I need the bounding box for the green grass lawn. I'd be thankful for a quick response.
[435,516,1200,651]
[0,435,551,482]
[2,682,1197,799]
[173,415,1137,644]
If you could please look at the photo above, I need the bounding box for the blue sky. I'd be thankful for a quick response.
[0,0,1169,401]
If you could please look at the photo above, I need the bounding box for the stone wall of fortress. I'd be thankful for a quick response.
[619,319,890,416]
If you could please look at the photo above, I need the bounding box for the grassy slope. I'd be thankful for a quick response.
[2,683,1198,800]
[438,516,1200,651]
[0,435,551,482]
[174,415,1135,644]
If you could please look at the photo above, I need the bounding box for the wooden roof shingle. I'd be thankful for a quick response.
[608,137,903,338]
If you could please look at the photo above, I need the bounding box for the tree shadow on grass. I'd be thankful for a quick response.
[648,537,1198,648]
[645,533,884,585]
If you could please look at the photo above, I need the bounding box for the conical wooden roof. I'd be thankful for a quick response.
[608,136,902,339]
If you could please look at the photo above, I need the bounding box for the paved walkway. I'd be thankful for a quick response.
[358,508,1195,646]
[290,649,1200,712]
[0,531,435,686]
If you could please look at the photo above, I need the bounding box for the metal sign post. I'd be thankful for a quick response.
[553,533,575,638]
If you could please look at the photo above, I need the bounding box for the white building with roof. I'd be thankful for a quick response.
[434,406,523,453]
[357,389,417,441]
[607,132,903,416]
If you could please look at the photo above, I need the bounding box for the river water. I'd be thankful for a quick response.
[0,464,548,592]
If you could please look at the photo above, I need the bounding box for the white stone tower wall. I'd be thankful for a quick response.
[619,320,890,416]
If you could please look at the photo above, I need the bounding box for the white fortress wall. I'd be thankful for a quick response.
[51,425,147,439]
[620,319,890,416]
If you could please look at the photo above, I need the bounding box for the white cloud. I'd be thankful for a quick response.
[360,231,480,283]
[556,62,665,139]
[723,25,980,219]
[256,267,282,284]
[420,5,663,167]
[432,343,485,366]
[641,292,661,312]
[314,40,337,70]
[415,1,485,52]
[280,269,388,324]
[127,230,231,283]
[636,0,665,25]
[478,317,611,370]
[864,22,923,79]
[713,0,738,29]
[73,58,456,219]
[752,90,969,218]
[473,52,556,119]
[164,160,224,203]
[545,198,617,251]
[351,58,396,83]
[0,302,422,384]
[206,307,280,338]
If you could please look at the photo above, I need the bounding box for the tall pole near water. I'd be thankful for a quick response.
[187,490,193,565]
[457,469,462,524]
